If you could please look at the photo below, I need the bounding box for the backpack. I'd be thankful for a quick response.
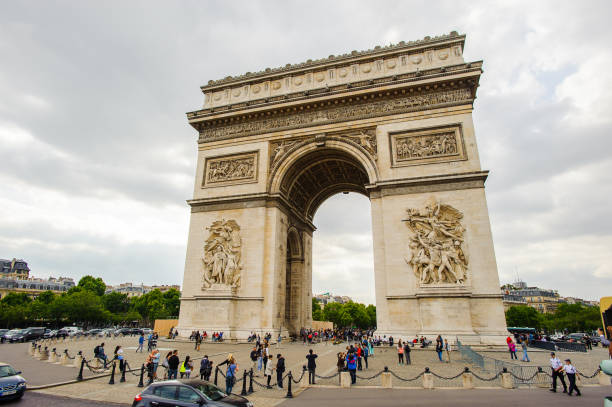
[94,345,100,356]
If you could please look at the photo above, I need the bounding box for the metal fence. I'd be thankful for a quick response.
[531,340,586,353]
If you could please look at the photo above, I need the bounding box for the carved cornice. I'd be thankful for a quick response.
[202,32,465,89]
[196,83,476,143]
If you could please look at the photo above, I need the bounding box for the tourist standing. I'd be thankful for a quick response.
[161,351,172,379]
[200,355,209,380]
[180,355,193,378]
[508,339,518,360]
[265,354,275,388]
[306,349,318,384]
[167,350,180,380]
[336,352,345,385]
[346,350,357,384]
[225,356,237,394]
[397,341,404,364]
[563,359,581,396]
[404,341,411,365]
[250,347,258,373]
[549,352,567,393]
[114,345,125,372]
[276,354,285,388]
[363,343,369,369]
[435,336,444,362]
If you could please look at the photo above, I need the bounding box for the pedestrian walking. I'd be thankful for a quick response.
[306,349,318,384]
[563,359,581,396]
[276,354,285,388]
[549,352,567,393]
[277,333,282,348]
[136,333,145,353]
[520,336,530,362]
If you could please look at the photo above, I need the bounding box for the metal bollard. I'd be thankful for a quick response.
[214,366,219,386]
[240,370,247,396]
[248,369,254,394]
[120,362,127,383]
[138,364,145,388]
[109,361,116,385]
[77,357,85,381]
[285,372,293,398]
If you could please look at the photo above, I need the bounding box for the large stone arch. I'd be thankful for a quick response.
[178,33,509,344]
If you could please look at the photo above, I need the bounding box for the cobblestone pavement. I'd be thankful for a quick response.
[12,391,129,406]
[15,337,610,406]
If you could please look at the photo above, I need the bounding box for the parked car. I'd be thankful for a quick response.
[9,327,45,342]
[568,333,587,342]
[43,329,58,339]
[141,328,153,336]
[131,328,144,336]
[0,362,26,400]
[2,330,24,343]
[102,328,115,337]
[85,329,103,337]
[114,328,133,337]
[132,379,252,407]
[0,330,8,342]
[58,327,83,337]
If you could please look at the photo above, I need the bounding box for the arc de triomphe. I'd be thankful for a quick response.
[177,32,508,344]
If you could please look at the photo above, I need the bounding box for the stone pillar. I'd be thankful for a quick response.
[48,350,57,363]
[300,369,309,388]
[60,352,68,365]
[422,372,434,389]
[599,370,610,386]
[501,372,514,389]
[74,354,83,368]
[39,347,49,361]
[33,346,40,359]
[536,370,549,388]
[381,372,392,388]
[340,372,351,388]
[462,371,474,389]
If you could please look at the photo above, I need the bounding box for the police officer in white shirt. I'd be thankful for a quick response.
[563,359,581,396]
[549,352,567,393]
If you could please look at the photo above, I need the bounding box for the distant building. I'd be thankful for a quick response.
[0,258,30,279]
[501,289,527,311]
[0,276,75,299]
[503,281,560,313]
[105,282,180,298]
[314,292,352,305]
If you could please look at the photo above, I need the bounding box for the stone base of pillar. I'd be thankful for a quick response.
[422,372,434,389]
[340,372,351,388]
[381,372,392,388]
[462,372,474,389]
[536,372,549,388]
[599,370,611,386]
[501,372,514,389]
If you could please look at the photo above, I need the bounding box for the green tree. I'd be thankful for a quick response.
[77,275,106,296]
[162,289,181,317]
[103,292,130,314]
[1,292,32,307]
[506,305,542,330]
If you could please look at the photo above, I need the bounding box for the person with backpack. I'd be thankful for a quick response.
[346,350,357,384]
[200,355,209,380]
[94,343,108,365]
[225,356,237,394]
[167,350,180,380]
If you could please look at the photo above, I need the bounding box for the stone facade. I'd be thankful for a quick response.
[177,32,508,344]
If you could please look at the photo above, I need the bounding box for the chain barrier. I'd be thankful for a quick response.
[429,370,465,380]
[509,370,539,382]
[65,350,76,360]
[578,367,601,379]
[389,370,425,382]
[291,369,305,384]
[314,371,340,379]
[471,371,502,382]
[355,370,384,380]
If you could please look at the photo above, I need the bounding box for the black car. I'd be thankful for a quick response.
[114,328,133,336]
[10,327,45,343]
[132,380,252,407]
[0,363,26,400]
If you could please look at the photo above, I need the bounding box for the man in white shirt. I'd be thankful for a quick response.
[549,352,567,393]
[563,359,581,397]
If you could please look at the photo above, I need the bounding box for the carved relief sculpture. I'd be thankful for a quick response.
[404,198,468,286]
[204,152,257,186]
[396,132,457,160]
[269,139,300,169]
[347,129,377,158]
[202,219,242,289]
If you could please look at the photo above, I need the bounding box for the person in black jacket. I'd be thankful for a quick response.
[276,354,285,388]
[306,349,317,384]
[200,355,209,380]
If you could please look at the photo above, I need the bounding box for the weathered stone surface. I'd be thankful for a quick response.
[177,34,507,344]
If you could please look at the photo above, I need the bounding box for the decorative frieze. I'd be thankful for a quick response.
[390,124,466,167]
[203,152,258,187]
[199,87,473,142]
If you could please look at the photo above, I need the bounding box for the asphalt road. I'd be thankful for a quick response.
[279,387,612,407]
[4,392,128,406]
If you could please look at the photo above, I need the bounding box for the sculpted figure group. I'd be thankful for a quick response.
[202,219,242,289]
[404,198,468,285]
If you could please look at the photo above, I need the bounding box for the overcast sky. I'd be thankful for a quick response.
[1,1,611,304]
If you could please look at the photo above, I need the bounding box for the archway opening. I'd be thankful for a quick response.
[277,146,375,335]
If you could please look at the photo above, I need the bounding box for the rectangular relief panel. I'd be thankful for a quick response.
[389,124,466,167]
[202,151,259,187]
